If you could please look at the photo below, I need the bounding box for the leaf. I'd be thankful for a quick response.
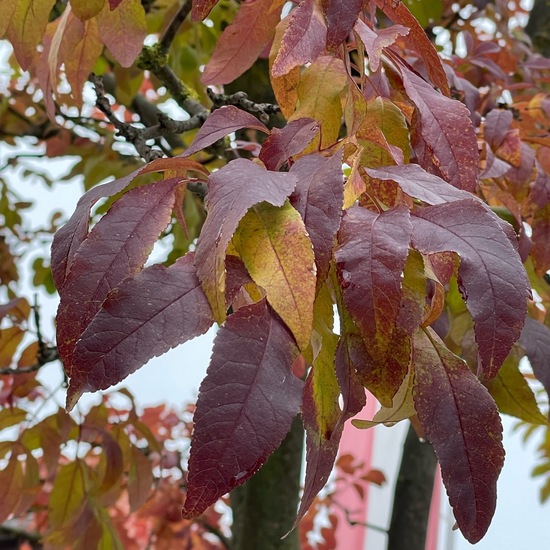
[366,164,473,205]
[325,0,362,49]
[289,151,344,287]
[411,200,529,378]
[0,327,25,368]
[531,204,550,275]
[271,0,327,78]
[296,333,342,528]
[49,459,92,529]
[354,20,409,73]
[399,65,478,192]
[259,118,320,171]
[0,453,24,523]
[269,17,301,119]
[96,0,146,68]
[201,0,285,85]
[127,445,153,511]
[191,0,218,21]
[183,106,269,157]
[0,407,27,431]
[413,328,504,544]
[0,297,30,324]
[335,205,411,359]
[71,0,105,20]
[375,0,449,96]
[234,201,316,350]
[353,367,415,429]
[487,353,548,425]
[56,178,184,392]
[290,56,347,148]
[518,317,550,406]
[69,253,214,404]
[108,0,123,8]
[182,300,303,518]
[194,159,297,323]
[56,12,104,105]
[0,0,16,39]
[51,167,142,292]
[6,0,56,70]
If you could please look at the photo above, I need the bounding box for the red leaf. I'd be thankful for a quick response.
[399,65,479,192]
[109,0,123,8]
[194,159,297,322]
[413,328,504,543]
[325,0,362,49]
[201,0,285,85]
[335,205,412,358]
[191,0,218,21]
[183,106,269,157]
[519,317,550,407]
[411,200,529,378]
[69,253,214,404]
[289,151,344,286]
[182,300,303,518]
[56,178,184,392]
[259,118,320,171]
[271,0,327,78]
[375,0,450,96]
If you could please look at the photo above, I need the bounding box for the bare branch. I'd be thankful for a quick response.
[207,88,280,124]
[158,0,193,57]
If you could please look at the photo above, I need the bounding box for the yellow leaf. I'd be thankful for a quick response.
[291,56,347,148]
[0,0,16,39]
[0,326,25,368]
[235,201,316,350]
[7,0,57,70]
[70,0,105,21]
[96,0,146,68]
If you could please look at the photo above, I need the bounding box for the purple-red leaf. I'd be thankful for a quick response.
[182,300,303,518]
[183,106,269,157]
[399,65,479,192]
[69,253,214,406]
[411,200,529,378]
[518,317,550,406]
[271,0,327,78]
[51,167,142,292]
[191,0,218,21]
[335,205,412,358]
[56,178,184,390]
[201,0,285,85]
[194,159,297,323]
[354,20,409,73]
[259,118,320,171]
[325,0,362,49]
[289,151,344,286]
[366,164,473,205]
[413,328,504,543]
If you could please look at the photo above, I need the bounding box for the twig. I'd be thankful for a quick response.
[207,88,280,124]
[330,498,388,533]
[196,518,231,549]
[158,0,192,57]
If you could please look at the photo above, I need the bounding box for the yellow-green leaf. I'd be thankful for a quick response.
[235,201,316,350]
[49,459,92,528]
[7,0,56,70]
[488,353,548,425]
[70,0,105,21]
[291,56,347,148]
[353,366,415,429]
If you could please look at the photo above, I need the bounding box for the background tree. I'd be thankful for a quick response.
[1,0,550,549]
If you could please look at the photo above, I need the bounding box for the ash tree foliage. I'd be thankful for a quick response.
[1,0,550,548]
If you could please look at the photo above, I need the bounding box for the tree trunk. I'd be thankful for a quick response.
[525,0,550,57]
[387,422,438,550]
[231,416,304,550]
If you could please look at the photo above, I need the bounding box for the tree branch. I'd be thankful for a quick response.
[207,89,280,124]
[158,0,193,57]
